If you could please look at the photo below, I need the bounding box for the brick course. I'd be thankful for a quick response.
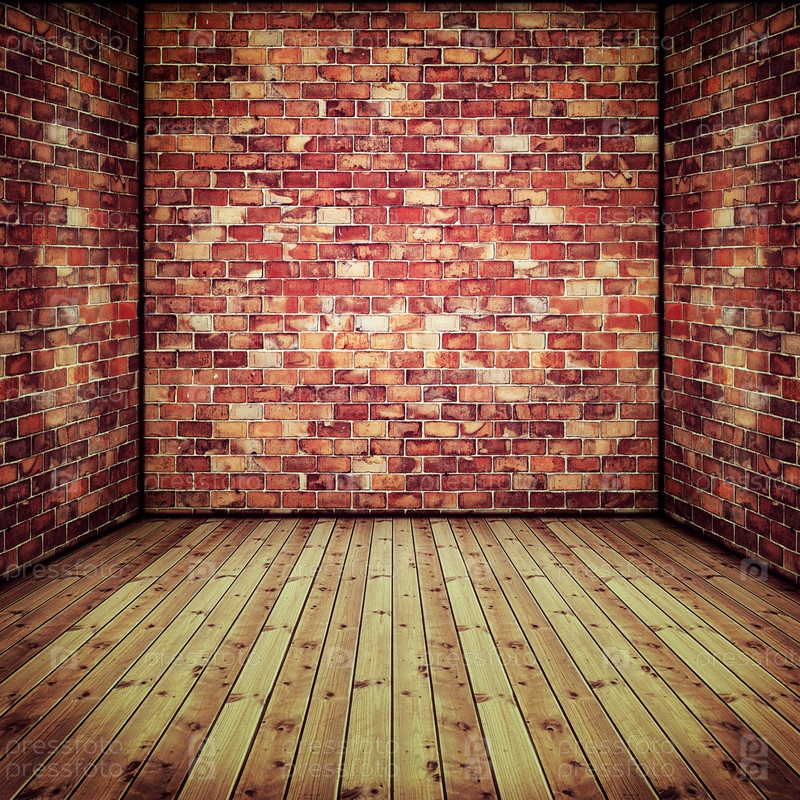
[143,3,660,514]
[0,2,140,575]
[663,3,800,581]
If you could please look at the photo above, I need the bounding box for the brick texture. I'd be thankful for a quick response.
[4,2,796,583]
[663,3,800,581]
[0,3,140,575]
[143,3,660,514]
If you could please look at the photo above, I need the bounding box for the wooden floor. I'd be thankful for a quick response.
[1,516,800,799]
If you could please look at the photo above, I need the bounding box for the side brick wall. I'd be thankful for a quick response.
[663,3,800,580]
[143,3,660,514]
[0,3,140,575]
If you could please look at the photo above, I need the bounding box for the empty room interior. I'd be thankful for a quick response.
[3,1,800,798]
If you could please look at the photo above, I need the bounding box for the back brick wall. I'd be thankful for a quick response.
[143,3,660,514]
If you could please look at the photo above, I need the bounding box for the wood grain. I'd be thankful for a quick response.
[1,514,798,799]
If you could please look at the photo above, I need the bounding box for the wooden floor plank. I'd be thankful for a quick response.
[430,517,552,800]
[281,517,369,800]
[0,518,235,718]
[0,513,799,800]
[0,518,170,615]
[574,518,800,729]
[480,518,661,800]
[526,518,769,800]
[63,519,284,800]
[552,517,800,800]
[0,517,193,673]
[340,518,393,800]
[629,518,800,620]
[599,518,800,699]
[560,517,800,792]
[0,519,252,785]
[615,518,800,671]
[392,517,444,800]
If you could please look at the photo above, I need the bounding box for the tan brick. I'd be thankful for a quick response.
[425,314,460,332]
[783,335,800,356]
[566,279,602,296]
[229,404,264,420]
[529,207,564,224]
[353,422,387,438]
[515,12,548,27]
[476,154,508,171]
[513,190,548,205]
[353,456,387,473]
[232,48,266,65]
[373,83,406,100]
[249,30,281,46]
[444,48,477,64]
[406,189,441,206]
[478,369,511,384]
[0,333,20,355]
[512,260,548,277]
[373,48,407,64]
[319,208,352,224]
[511,333,546,350]
[406,333,440,350]
[425,422,459,437]
[567,100,602,117]
[355,315,389,332]
[494,135,529,152]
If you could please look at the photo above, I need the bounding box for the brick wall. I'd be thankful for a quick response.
[143,3,660,514]
[0,3,140,575]
[663,3,800,580]
[3,1,796,580]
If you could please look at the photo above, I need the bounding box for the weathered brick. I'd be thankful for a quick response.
[663,3,800,580]
[0,1,140,576]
